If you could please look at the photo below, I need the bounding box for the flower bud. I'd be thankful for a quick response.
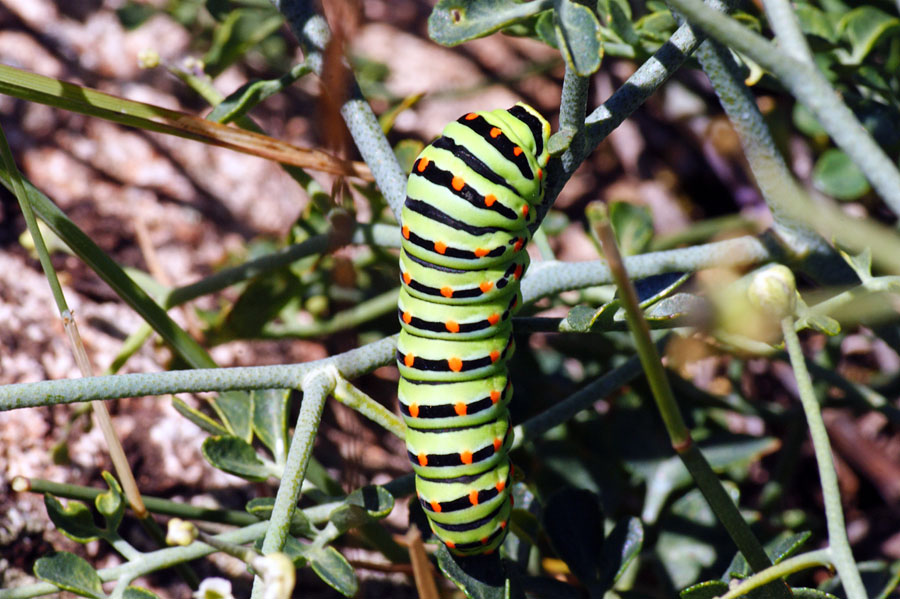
[251,553,296,599]
[166,518,198,546]
[137,49,159,69]
[747,265,796,318]
[193,578,233,599]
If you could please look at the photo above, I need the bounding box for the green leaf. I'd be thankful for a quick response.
[793,103,828,139]
[543,488,604,587]
[812,148,870,201]
[44,495,103,543]
[609,201,653,256]
[116,2,158,29]
[203,8,284,77]
[344,485,394,519]
[554,0,604,76]
[627,437,779,524]
[211,391,254,442]
[561,300,620,332]
[122,587,160,599]
[598,0,639,46]
[34,552,105,599]
[534,10,558,48]
[428,0,551,46]
[837,7,900,65]
[246,497,315,537]
[547,127,576,156]
[505,483,540,564]
[644,293,707,324]
[207,62,313,124]
[307,545,359,597]
[794,4,839,43]
[636,272,691,308]
[726,531,812,579]
[202,436,273,482]
[171,397,230,436]
[436,544,508,599]
[837,246,873,282]
[328,505,371,534]
[96,472,124,532]
[599,517,644,589]
[657,486,740,589]
[680,580,730,599]
[252,389,290,464]
[394,139,426,174]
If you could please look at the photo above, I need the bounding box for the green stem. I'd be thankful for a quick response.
[13,477,259,526]
[333,375,405,439]
[716,548,833,599]
[251,368,336,598]
[594,208,787,594]
[666,0,900,216]
[262,287,399,338]
[691,11,851,284]
[781,318,867,599]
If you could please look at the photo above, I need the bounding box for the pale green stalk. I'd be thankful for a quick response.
[333,375,405,439]
[715,548,833,599]
[781,317,867,599]
[251,368,336,598]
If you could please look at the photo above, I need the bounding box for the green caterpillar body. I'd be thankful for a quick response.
[397,104,551,555]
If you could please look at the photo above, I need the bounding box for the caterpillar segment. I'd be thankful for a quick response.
[398,103,551,555]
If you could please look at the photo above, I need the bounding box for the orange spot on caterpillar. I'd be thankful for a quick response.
[514,238,524,252]
[445,320,459,333]
[514,264,524,280]
[485,548,496,555]
[522,205,529,217]
[417,157,429,172]
[403,272,412,285]
[418,453,428,466]
[490,390,501,403]
[481,537,489,545]
[485,194,497,207]
[513,146,523,156]
[404,354,415,368]
[464,113,478,121]
[454,402,467,416]
[402,311,412,324]
[511,297,518,309]
[402,225,409,239]
[461,451,473,465]
[434,241,448,254]
[448,357,463,372]
[487,313,500,326]
[451,176,465,191]
[537,168,543,180]
[469,490,479,505]
[496,480,506,492]
[446,541,455,549]
[493,437,502,451]
[441,286,453,298]
[431,500,442,513]
[409,404,419,418]
[490,350,500,363]
[490,127,501,138]
[474,248,489,257]
[500,520,507,529]
[479,281,494,293]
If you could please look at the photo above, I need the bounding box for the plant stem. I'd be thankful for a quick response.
[716,548,833,599]
[781,317,867,599]
[594,208,788,596]
[251,368,336,598]
[333,375,405,439]
[666,0,900,216]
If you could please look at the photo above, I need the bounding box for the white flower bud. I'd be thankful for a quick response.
[747,265,797,318]
[193,577,234,599]
[251,553,296,599]
[137,49,159,69]
[165,518,198,546]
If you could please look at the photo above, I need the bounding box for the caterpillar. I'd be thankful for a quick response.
[397,103,551,555]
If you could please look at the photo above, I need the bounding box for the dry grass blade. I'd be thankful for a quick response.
[0,64,372,179]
